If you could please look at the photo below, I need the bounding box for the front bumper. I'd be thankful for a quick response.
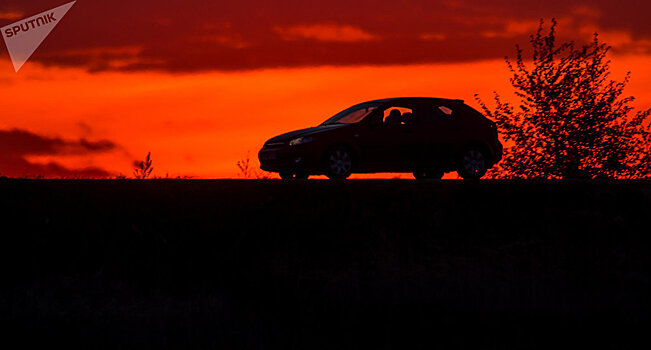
[258,145,319,173]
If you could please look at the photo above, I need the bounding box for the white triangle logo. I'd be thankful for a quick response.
[1,1,76,72]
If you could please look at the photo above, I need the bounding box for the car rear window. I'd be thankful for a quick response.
[438,106,453,116]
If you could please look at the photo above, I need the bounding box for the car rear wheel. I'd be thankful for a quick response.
[457,147,488,180]
[325,147,353,179]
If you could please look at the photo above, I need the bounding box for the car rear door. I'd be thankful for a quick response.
[419,104,464,166]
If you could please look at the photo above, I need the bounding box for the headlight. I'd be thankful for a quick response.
[289,136,313,146]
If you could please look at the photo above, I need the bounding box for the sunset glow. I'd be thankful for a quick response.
[1,0,650,178]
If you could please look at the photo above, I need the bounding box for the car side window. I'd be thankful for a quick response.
[382,107,413,126]
[420,105,455,123]
[438,106,453,116]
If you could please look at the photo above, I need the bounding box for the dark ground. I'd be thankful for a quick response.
[0,179,649,348]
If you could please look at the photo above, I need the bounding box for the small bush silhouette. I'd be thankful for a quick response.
[133,152,154,179]
[476,19,651,179]
[237,151,272,179]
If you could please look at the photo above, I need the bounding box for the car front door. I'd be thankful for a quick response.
[356,106,412,171]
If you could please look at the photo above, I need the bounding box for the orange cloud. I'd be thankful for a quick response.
[52,46,144,57]
[420,33,447,41]
[2,1,651,72]
[0,11,22,20]
[0,128,116,178]
[576,24,651,53]
[482,19,542,38]
[199,34,250,49]
[571,5,601,19]
[275,23,376,42]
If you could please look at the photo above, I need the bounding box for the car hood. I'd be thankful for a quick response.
[265,124,347,144]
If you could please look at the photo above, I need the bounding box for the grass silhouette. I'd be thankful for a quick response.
[237,151,273,179]
[133,152,154,179]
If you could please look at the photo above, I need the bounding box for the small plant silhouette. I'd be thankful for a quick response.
[237,151,272,179]
[236,152,254,178]
[133,152,154,179]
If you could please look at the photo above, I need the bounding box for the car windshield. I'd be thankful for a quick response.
[320,102,381,125]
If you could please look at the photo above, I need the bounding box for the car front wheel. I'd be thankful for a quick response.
[457,147,488,180]
[324,147,353,179]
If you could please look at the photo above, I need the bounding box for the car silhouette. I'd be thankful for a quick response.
[259,97,502,180]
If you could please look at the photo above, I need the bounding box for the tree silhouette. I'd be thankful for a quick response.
[476,19,651,179]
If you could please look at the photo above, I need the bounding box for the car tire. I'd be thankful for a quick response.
[324,147,353,179]
[457,147,488,180]
[413,170,426,179]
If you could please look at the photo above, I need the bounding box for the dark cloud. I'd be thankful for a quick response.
[1,0,650,72]
[0,128,116,178]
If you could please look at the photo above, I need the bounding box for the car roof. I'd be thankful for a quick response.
[365,97,465,105]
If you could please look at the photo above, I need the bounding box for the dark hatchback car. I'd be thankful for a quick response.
[259,97,502,180]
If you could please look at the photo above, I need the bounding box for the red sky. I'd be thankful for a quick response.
[1,0,650,178]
